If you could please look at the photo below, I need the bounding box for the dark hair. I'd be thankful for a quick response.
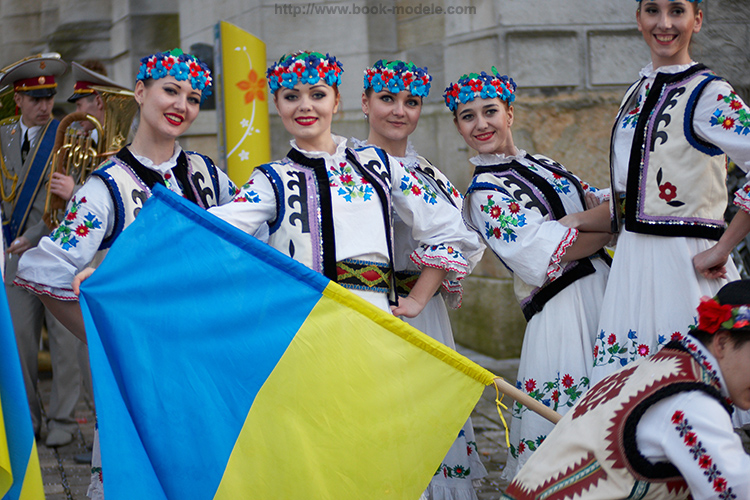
[691,280,750,347]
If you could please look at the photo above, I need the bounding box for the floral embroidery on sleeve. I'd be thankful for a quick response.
[710,92,750,136]
[50,196,102,251]
[733,184,750,215]
[328,162,373,202]
[480,194,527,242]
[399,170,438,205]
[671,411,737,500]
[233,179,261,203]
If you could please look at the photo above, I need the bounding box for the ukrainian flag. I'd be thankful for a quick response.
[0,280,45,498]
[80,186,495,499]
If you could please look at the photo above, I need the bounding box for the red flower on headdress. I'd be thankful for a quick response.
[697,296,733,333]
[469,79,482,92]
[236,69,266,104]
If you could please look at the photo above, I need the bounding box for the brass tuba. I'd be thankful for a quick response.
[43,86,138,229]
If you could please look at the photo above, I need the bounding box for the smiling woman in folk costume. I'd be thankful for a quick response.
[502,279,750,500]
[13,48,235,500]
[351,59,487,500]
[447,69,612,478]
[559,0,750,406]
[210,51,476,319]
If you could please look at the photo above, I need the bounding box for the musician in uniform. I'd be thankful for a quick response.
[0,53,84,447]
[47,60,130,204]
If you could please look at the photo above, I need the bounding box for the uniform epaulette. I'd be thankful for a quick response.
[0,115,20,127]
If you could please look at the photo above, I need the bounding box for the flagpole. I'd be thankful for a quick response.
[493,377,561,424]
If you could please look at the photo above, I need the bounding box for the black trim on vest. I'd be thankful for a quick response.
[286,148,338,281]
[473,158,601,320]
[415,158,458,209]
[346,148,398,306]
[625,64,724,240]
[622,342,732,481]
[172,152,199,205]
[609,78,647,234]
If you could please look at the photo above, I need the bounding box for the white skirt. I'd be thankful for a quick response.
[501,258,610,481]
[402,294,487,500]
[591,230,739,384]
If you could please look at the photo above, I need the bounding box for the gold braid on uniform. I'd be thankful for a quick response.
[0,153,18,202]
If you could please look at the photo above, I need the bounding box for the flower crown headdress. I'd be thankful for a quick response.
[266,52,344,94]
[443,67,516,112]
[136,49,212,103]
[363,60,432,97]
[696,296,750,334]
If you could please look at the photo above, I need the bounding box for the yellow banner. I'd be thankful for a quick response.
[215,21,270,185]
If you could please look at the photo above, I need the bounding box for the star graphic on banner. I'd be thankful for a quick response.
[239,150,250,161]
[240,119,250,128]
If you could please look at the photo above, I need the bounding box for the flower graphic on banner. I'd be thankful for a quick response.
[236,69,266,104]
[228,46,265,162]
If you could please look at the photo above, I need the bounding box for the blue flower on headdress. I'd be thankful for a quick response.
[458,85,475,103]
[171,63,190,82]
[324,70,339,87]
[136,49,213,103]
[386,77,404,94]
[363,59,432,98]
[301,67,321,85]
[370,74,385,93]
[410,79,428,97]
[281,72,299,89]
[267,52,343,92]
[480,84,498,99]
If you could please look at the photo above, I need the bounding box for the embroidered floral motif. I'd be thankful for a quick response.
[509,434,547,459]
[399,170,438,204]
[327,161,373,202]
[433,432,478,480]
[593,329,651,367]
[419,242,465,262]
[710,92,750,136]
[671,411,737,500]
[481,194,527,243]
[621,84,650,129]
[232,180,260,203]
[513,373,589,417]
[549,172,571,195]
[655,168,684,207]
[50,196,102,251]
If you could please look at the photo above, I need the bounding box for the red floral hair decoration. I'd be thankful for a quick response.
[696,296,750,334]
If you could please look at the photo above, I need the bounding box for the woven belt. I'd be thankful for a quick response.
[394,270,419,298]
[336,259,392,293]
[617,193,626,218]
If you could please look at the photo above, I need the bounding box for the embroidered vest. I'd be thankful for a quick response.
[610,65,726,239]
[256,146,397,303]
[91,148,220,249]
[503,342,730,500]
[466,154,609,320]
[413,156,463,210]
